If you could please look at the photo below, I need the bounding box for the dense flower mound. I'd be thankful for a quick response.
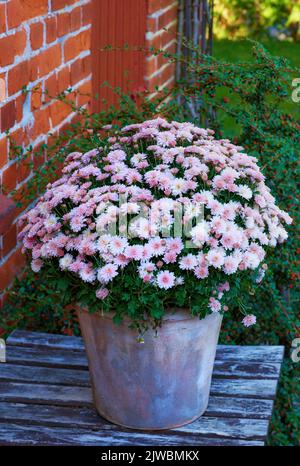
[19,118,292,325]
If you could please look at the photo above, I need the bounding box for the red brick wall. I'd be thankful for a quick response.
[0,0,92,296]
[0,0,178,298]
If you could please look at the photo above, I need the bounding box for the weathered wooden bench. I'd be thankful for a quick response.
[0,330,284,446]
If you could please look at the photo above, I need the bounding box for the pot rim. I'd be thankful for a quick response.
[75,304,221,324]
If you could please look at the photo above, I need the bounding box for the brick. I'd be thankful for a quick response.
[147,61,175,90]
[70,56,90,86]
[17,156,31,183]
[31,84,43,110]
[146,56,158,77]
[7,61,29,96]
[57,66,70,93]
[0,101,16,133]
[20,0,48,21]
[6,0,23,29]
[44,73,58,102]
[15,180,37,218]
[30,22,44,51]
[0,30,27,67]
[0,248,25,293]
[36,44,62,78]
[45,16,57,43]
[70,6,81,31]
[51,0,77,11]
[49,99,71,127]
[147,0,174,15]
[2,162,18,192]
[32,142,46,170]
[7,0,48,29]
[64,29,91,62]
[158,3,178,29]
[28,56,39,82]
[0,194,16,235]
[156,39,176,68]
[77,79,91,107]
[0,70,6,98]
[22,0,48,19]
[47,130,59,151]
[15,93,26,123]
[2,223,17,258]
[83,54,91,73]
[147,26,176,50]
[0,138,8,169]
[57,11,70,37]
[81,2,91,25]
[0,3,6,34]
[9,127,29,151]
[27,107,50,140]
[147,17,157,33]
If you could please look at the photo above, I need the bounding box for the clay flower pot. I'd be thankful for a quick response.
[77,308,222,430]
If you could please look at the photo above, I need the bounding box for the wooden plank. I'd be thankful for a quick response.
[0,360,281,392]
[0,397,269,443]
[0,362,280,393]
[213,360,282,380]
[206,396,274,420]
[0,396,268,439]
[0,376,277,410]
[0,423,264,446]
[211,378,278,399]
[0,364,90,387]
[4,350,282,383]
[0,402,100,428]
[0,396,272,428]
[0,401,269,440]
[7,330,84,351]
[6,346,283,384]
[7,330,285,363]
[0,382,93,407]
[216,345,284,363]
[6,341,283,381]
[176,416,269,440]
[6,346,88,370]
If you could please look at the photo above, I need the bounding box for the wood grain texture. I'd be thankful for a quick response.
[210,378,278,399]
[0,402,268,439]
[0,423,264,446]
[7,329,84,351]
[1,330,284,446]
[0,396,274,431]
[213,360,282,380]
[0,363,90,387]
[6,345,88,369]
[0,376,278,403]
[0,381,93,406]
[6,330,285,363]
[0,361,281,390]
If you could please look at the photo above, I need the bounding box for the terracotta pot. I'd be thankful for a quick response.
[77,308,222,430]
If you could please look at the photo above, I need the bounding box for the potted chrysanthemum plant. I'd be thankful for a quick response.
[19,118,291,430]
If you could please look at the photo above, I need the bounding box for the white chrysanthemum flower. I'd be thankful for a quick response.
[59,253,73,270]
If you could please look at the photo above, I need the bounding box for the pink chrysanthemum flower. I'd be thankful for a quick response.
[156,270,176,289]
[242,315,257,327]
